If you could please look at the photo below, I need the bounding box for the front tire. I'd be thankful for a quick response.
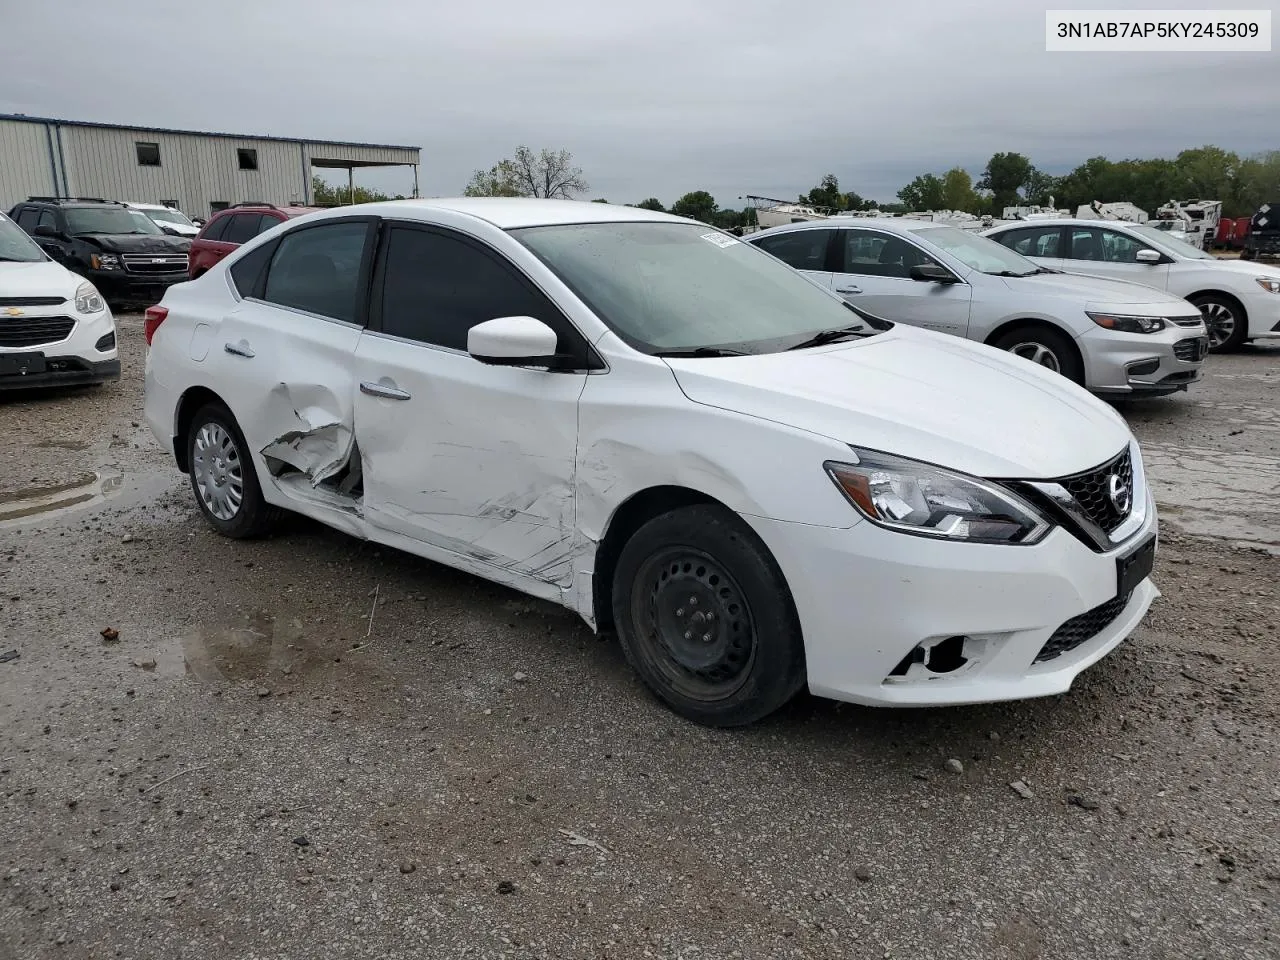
[1191,293,1248,352]
[992,324,1085,386]
[186,403,281,539]
[611,505,806,727]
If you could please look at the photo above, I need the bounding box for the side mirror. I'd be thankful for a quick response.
[191,218,206,227]
[909,263,957,283]
[1135,248,1162,264]
[468,316,561,367]
[32,224,60,239]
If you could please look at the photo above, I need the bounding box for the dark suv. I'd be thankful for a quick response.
[8,197,192,307]
[188,202,322,279]
[1241,201,1279,261]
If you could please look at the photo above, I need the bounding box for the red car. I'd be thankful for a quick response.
[187,202,323,279]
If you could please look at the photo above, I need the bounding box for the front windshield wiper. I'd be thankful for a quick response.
[785,325,868,351]
[986,270,1040,278]
[653,346,749,358]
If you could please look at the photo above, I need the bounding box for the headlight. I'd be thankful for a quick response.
[1086,312,1167,334]
[89,253,120,270]
[74,281,105,315]
[1256,278,1280,294]
[825,449,1051,545]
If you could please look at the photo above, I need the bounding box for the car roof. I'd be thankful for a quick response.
[319,198,691,230]
[752,217,951,238]
[988,218,1148,230]
[209,205,324,219]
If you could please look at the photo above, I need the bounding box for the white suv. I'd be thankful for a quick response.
[746,219,1208,396]
[983,218,1280,352]
[124,202,200,238]
[0,211,119,390]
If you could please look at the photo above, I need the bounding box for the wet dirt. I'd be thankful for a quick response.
[0,319,1277,960]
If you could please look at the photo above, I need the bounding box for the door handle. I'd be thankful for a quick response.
[360,381,412,401]
[224,341,255,358]
[835,286,862,294]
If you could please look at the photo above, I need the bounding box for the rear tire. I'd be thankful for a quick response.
[1190,293,1248,352]
[611,505,806,727]
[992,325,1085,386]
[186,402,281,539]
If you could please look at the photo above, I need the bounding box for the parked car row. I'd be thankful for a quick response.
[142,198,1165,727]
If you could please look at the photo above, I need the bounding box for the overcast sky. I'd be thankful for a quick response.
[2,1,1276,208]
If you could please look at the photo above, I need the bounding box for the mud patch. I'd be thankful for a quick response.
[1144,443,1280,552]
[0,469,123,525]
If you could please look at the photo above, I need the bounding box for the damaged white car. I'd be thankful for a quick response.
[143,199,1159,727]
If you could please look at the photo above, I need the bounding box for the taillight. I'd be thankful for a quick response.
[143,305,169,345]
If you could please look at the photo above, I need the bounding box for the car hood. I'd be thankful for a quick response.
[1006,271,1195,311]
[663,326,1132,480]
[76,234,192,254]
[157,223,200,237]
[0,259,81,299]
[1189,257,1280,280]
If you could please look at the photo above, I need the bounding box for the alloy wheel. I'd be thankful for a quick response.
[1008,341,1062,372]
[1198,301,1237,349]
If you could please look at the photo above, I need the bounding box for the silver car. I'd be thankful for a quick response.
[745,219,1209,396]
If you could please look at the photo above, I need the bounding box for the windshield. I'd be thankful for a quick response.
[142,207,193,226]
[1128,224,1213,259]
[511,221,885,354]
[906,224,1042,276]
[65,208,164,236]
[0,216,46,262]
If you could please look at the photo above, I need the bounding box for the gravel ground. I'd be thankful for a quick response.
[1,316,1277,960]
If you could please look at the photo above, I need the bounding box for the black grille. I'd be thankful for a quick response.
[1174,337,1208,362]
[0,296,66,307]
[121,253,188,275]
[1035,591,1131,663]
[1170,315,1204,328]
[0,316,76,347]
[1059,448,1133,534]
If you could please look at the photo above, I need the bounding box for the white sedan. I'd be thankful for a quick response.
[744,218,1208,396]
[983,217,1280,352]
[144,199,1158,726]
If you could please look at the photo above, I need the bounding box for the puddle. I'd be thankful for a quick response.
[0,469,124,525]
[1143,443,1280,552]
[149,611,344,687]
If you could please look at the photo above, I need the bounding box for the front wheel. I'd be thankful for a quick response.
[611,505,806,727]
[991,325,1085,386]
[1191,294,1248,352]
[186,403,281,538]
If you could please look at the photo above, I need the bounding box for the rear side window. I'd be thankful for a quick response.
[377,225,573,352]
[752,230,833,271]
[201,215,231,242]
[262,221,370,323]
[995,226,1061,257]
[228,240,277,298]
[223,214,264,245]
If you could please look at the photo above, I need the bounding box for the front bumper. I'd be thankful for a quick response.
[1240,289,1280,340]
[0,304,119,389]
[747,489,1159,708]
[1078,324,1208,394]
[90,269,188,305]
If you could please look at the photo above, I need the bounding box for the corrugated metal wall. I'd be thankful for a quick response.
[0,120,58,211]
[1,119,419,220]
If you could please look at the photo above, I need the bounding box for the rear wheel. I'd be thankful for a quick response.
[611,505,806,727]
[186,403,281,538]
[1191,293,1248,352]
[992,325,1085,386]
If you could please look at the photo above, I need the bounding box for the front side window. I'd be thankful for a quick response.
[1068,228,1105,262]
[1096,229,1149,263]
[136,142,161,167]
[513,221,885,355]
[751,229,834,271]
[0,215,47,262]
[1127,224,1212,260]
[262,221,370,323]
[36,210,57,231]
[908,225,1040,276]
[838,229,940,278]
[64,207,163,236]
[378,225,574,351]
[15,208,39,231]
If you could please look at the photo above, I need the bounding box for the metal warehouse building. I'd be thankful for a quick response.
[0,114,421,220]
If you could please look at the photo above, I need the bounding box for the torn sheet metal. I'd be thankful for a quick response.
[258,384,356,487]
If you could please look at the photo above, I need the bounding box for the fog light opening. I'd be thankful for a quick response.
[926,635,968,674]
[1126,358,1160,377]
[95,332,117,352]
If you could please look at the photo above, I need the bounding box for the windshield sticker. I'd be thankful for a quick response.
[700,232,739,249]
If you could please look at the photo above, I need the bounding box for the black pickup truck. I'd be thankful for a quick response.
[1241,201,1280,260]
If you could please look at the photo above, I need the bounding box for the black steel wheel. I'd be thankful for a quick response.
[611,505,805,727]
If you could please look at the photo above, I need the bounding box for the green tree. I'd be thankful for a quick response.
[897,173,945,211]
[670,190,718,224]
[634,197,666,211]
[939,168,980,212]
[591,198,609,203]
[464,146,588,199]
[311,175,397,206]
[1024,167,1060,206]
[977,152,1034,211]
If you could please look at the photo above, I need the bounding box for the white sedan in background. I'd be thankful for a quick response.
[144,199,1158,727]
[983,218,1280,352]
[745,218,1208,396]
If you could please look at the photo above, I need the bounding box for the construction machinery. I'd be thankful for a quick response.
[1154,199,1222,251]
[1074,200,1149,224]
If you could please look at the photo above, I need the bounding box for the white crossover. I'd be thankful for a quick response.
[745,218,1209,396]
[143,199,1159,726]
[0,210,119,390]
[983,217,1280,352]
[124,202,201,238]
